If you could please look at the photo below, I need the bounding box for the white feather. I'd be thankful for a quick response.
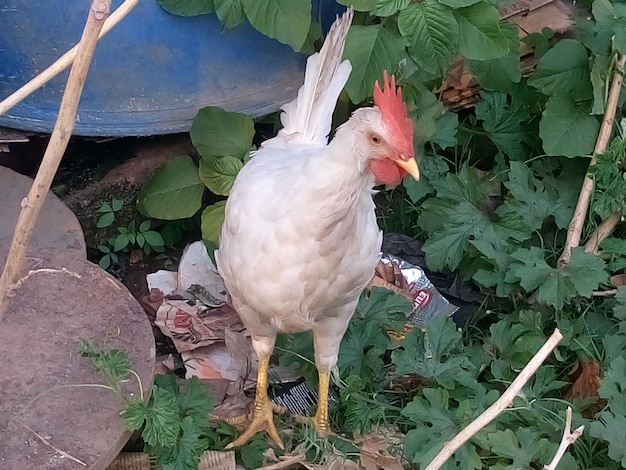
[275,8,354,146]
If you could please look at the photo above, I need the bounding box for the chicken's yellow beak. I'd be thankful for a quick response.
[397,157,420,181]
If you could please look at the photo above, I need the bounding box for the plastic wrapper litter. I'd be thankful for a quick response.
[380,254,459,327]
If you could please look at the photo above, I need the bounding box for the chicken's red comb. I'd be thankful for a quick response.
[373,71,414,158]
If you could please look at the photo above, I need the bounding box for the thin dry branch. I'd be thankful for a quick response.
[0,0,111,321]
[543,406,584,470]
[424,328,563,470]
[559,55,626,266]
[22,422,87,467]
[0,0,139,117]
[258,453,307,470]
[584,211,622,254]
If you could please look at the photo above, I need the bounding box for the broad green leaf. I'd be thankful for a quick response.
[528,39,592,100]
[512,247,607,309]
[156,0,214,16]
[469,22,521,92]
[455,3,508,60]
[137,155,204,220]
[613,286,626,321]
[336,0,377,11]
[144,231,165,248]
[590,55,609,115]
[590,411,626,467]
[96,212,115,229]
[242,0,311,51]
[199,155,243,196]
[539,95,599,157]
[201,201,227,244]
[497,161,575,231]
[214,0,244,29]
[403,154,449,203]
[474,91,531,160]
[405,83,458,148]
[343,25,405,103]
[615,18,626,55]
[190,106,255,159]
[398,1,458,77]
[112,198,123,211]
[372,0,410,17]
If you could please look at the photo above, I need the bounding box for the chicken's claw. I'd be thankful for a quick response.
[226,397,284,449]
[226,352,284,450]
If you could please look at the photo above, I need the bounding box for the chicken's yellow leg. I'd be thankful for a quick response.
[313,369,331,435]
[295,368,333,436]
[226,353,284,449]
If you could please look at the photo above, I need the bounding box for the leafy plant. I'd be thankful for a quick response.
[97,218,166,269]
[80,340,230,470]
[96,198,123,228]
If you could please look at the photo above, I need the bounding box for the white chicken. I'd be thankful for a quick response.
[216,8,419,449]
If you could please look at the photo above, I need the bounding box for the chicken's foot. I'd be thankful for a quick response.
[226,352,284,449]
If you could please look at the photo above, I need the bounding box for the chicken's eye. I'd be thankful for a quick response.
[369,133,381,145]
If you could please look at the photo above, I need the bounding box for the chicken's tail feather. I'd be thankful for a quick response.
[277,8,353,146]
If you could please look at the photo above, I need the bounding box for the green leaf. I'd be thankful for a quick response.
[539,95,599,157]
[392,316,477,389]
[139,220,151,232]
[512,247,607,309]
[613,286,626,321]
[336,0,377,11]
[97,202,112,213]
[242,0,310,51]
[469,22,521,92]
[497,161,574,231]
[137,155,204,220]
[398,1,458,77]
[190,106,255,159]
[199,155,243,196]
[214,0,244,29]
[474,91,531,160]
[156,0,214,16]
[111,198,123,211]
[134,386,180,448]
[144,231,165,248]
[201,201,227,244]
[136,233,145,248]
[343,25,405,103]
[590,411,626,467]
[372,0,410,17]
[528,39,592,100]
[96,212,115,229]
[403,154,449,203]
[114,234,130,252]
[455,3,508,60]
[406,84,458,148]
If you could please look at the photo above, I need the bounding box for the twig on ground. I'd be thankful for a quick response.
[584,211,622,254]
[0,0,139,117]
[593,288,618,297]
[559,54,626,266]
[22,422,87,467]
[258,453,307,470]
[424,328,563,470]
[543,406,584,470]
[0,0,111,321]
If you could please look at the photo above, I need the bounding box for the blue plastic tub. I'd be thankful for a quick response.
[0,1,340,136]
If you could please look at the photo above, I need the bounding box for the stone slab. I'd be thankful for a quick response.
[0,165,86,258]
[0,248,155,470]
